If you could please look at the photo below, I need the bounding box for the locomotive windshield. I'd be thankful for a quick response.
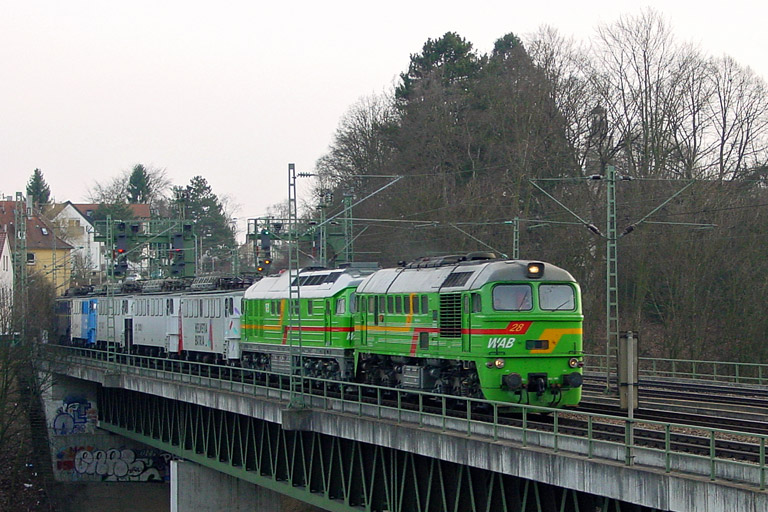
[539,284,575,311]
[492,285,532,311]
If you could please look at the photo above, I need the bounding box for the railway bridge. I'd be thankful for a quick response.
[42,347,768,512]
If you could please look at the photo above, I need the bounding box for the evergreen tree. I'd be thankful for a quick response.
[395,32,481,102]
[26,168,51,204]
[175,176,235,271]
[127,164,151,203]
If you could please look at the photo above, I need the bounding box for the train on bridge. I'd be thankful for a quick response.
[55,253,584,408]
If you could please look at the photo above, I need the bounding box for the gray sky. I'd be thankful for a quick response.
[2,1,765,234]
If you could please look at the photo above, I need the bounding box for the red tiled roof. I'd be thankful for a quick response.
[72,203,151,220]
[0,201,73,251]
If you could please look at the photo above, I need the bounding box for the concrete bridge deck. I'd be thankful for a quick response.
[45,349,768,511]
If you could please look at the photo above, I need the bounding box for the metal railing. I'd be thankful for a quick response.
[49,346,768,491]
[585,353,768,386]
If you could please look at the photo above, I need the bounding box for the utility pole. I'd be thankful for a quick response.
[531,167,707,394]
[12,192,28,341]
[342,192,354,264]
[288,163,305,408]
[315,189,332,268]
[511,217,520,260]
[605,165,620,391]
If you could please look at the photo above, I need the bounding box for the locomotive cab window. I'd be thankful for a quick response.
[493,285,532,311]
[539,284,575,311]
[336,298,346,315]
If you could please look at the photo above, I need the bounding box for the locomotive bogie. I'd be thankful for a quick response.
[241,345,354,381]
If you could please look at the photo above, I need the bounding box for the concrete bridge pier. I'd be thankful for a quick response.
[171,460,326,512]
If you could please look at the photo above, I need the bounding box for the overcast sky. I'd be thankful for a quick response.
[1,1,765,235]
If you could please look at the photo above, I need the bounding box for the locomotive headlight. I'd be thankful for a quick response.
[568,357,580,368]
[487,358,506,369]
[526,262,544,278]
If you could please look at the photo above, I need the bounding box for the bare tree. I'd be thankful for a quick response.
[591,9,687,177]
[667,48,716,178]
[315,93,398,189]
[87,164,171,205]
[527,26,599,172]
[709,56,768,180]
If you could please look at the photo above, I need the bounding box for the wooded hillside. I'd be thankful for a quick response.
[311,11,768,362]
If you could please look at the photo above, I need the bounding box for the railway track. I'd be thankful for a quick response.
[580,374,768,430]
[425,401,766,464]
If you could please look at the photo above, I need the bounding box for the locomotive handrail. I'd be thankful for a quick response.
[49,345,768,491]
[585,353,768,386]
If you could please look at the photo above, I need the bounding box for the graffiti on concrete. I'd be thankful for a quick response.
[52,395,97,435]
[55,446,171,482]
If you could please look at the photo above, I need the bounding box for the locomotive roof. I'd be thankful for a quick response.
[244,267,372,299]
[355,259,576,294]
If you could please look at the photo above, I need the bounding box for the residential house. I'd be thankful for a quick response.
[0,233,12,333]
[44,202,104,285]
[0,200,73,294]
[44,202,153,283]
[71,203,152,223]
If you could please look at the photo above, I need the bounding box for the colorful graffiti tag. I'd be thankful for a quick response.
[55,446,171,482]
[51,395,97,435]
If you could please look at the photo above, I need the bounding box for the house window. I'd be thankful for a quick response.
[26,253,35,265]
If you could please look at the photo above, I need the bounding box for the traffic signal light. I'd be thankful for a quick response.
[114,255,128,277]
[169,233,186,277]
[259,229,271,250]
[170,251,185,276]
[257,257,272,275]
[116,234,128,255]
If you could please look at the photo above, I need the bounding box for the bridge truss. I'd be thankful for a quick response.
[98,386,657,512]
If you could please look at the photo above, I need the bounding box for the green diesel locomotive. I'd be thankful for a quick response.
[241,253,583,408]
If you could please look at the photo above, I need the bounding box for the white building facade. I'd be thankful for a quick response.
[0,233,13,333]
[46,202,104,285]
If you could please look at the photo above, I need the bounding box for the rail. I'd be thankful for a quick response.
[49,345,768,491]
[585,353,768,386]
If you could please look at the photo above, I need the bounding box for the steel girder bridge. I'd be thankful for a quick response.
[97,386,652,512]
